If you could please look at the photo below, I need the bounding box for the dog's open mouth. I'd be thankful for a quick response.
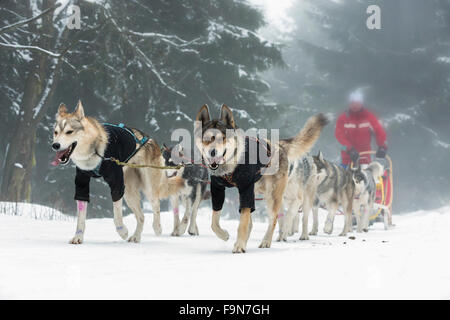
[207,153,226,171]
[51,142,77,166]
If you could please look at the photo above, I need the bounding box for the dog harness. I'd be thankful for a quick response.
[210,137,271,213]
[74,123,148,203]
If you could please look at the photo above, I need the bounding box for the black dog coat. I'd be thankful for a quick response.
[74,124,138,203]
[210,137,271,213]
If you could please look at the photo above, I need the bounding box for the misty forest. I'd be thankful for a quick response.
[1,0,449,218]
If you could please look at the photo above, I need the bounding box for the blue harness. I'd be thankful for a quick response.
[92,123,149,176]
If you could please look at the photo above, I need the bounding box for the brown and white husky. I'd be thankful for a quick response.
[51,101,184,244]
[194,104,328,253]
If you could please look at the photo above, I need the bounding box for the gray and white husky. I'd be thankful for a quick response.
[161,144,209,236]
[351,161,384,232]
[277,156,319,241]
[310,151,355,237]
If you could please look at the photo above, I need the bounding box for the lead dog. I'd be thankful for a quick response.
[52,101,184,244]
[195,104,328,253]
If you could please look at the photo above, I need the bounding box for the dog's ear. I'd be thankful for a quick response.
[74,100,85,119]
[220,104,235,128]
[317,150,324,162]
[196,104,211,126]
[57,103,68,119]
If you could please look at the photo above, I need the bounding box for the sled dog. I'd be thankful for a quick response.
[195,104,328,253]
[277,156,319,241]
[310,151,355,237]
[351,161,384,232]
[51,101,184,244]
[161,144,209,236]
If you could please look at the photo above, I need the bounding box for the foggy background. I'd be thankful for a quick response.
[0,0,449,218]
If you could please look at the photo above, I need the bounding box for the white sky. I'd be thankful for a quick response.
[248,0,295,38]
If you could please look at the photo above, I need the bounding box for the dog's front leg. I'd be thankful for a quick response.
[69,200,87,244]
[113,198,129,240]
[211,210,229,241]
[233,208,251,253]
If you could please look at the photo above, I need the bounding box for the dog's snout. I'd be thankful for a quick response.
[210,149,216,157]
[52,143,61,151]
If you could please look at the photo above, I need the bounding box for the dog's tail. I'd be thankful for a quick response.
[367,161,384,180]
[280,113,329,161]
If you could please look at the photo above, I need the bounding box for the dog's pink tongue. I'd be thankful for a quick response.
[51,151,64,166]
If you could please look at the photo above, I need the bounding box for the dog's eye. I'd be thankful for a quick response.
[66,130,74,135]
[54,131,58,135]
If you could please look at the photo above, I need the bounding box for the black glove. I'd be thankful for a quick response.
[347,147,360,164]
[376,146,387,159]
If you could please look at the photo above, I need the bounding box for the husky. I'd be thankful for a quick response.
[194,104,328,253]
[161,144,209,236]
[351,161,384,232]
[277,156,319,241]
[309,151,355,237]
[51,101,184,244]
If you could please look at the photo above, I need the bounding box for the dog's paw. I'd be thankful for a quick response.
[128,234,141,243]
[363,228,369,233]
[116,225,129,240]
[214,228,229,241]
[323,225,333,235]
[258,239,272,248]
[309,229,318,236]
[69,235,83,244]
[188,225,199,236]
[299,233,309,241]
[232,241,246,253]
[153,222,162,236]
[171,230,181,237]
[339,232,348,237]
[178,221,188,235]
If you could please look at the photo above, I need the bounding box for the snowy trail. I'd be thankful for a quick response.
[1,206,450,299]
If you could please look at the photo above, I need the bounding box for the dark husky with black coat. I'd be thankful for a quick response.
[195,104,328,253]
[161,144,209,236]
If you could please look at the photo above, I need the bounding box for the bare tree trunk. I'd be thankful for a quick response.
[0,0,65,202]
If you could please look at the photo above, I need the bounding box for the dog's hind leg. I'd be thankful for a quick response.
[188,184,202,236]
[233,207,252,253]
[279,198,299,242]
[355,202,363,233]
[260,178,287,249]
[339,199,353,237]
[113,198,129,240]
[170,196,181,236]
[300,197,312,240]
[212,210,229,241]
[177,196,191,236]
[324,201,339,235]
[310,205,319,236]
[291,212,299,235]
[123,191,145,243]
[143,189,162,236]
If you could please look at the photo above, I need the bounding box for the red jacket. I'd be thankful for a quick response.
[335,108,387,165]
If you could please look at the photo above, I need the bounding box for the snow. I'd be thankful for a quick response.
[1,203,450,299]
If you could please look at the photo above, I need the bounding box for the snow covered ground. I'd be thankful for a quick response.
[1,203,450,299]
